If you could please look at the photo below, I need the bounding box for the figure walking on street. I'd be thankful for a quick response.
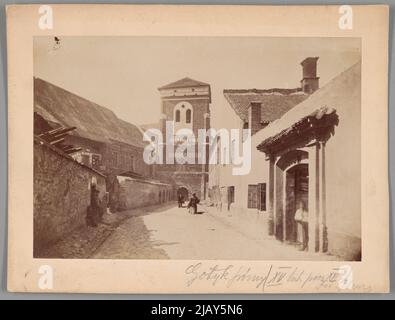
[187,193,200,214]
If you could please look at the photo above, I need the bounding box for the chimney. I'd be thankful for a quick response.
[248,102,264,135]
[300,57,319,94]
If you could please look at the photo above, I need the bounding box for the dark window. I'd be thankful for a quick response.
[247,184,258,209]
[81,154,90,166]
[175,110,181,122]
[186,109,192,124]
[228,186,235,203]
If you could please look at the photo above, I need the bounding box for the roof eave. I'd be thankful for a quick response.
[257,111,339,155]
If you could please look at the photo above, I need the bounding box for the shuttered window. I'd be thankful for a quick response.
[247,184,258,209]
[258,183,267,211]
[247,183,266,210]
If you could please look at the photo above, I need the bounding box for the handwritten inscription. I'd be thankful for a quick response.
[184,263,369,292]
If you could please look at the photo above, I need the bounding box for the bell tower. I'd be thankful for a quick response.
[157,77,211,199]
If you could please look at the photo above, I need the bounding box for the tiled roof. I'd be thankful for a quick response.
[159,77,210,90]
[254,62,361,150]
[223,88,309,123]
[34,78,146,148]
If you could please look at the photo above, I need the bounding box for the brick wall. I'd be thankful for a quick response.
[159,97,210,198]
[102,141,151,177]
[34,140,106,256]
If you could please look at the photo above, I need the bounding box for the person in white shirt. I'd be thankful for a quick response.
[294,200,309,251]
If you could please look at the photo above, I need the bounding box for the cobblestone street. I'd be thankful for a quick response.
[92,203,339,261]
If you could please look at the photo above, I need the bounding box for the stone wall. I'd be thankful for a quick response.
[34,139,106,256]
[115,176,173,211]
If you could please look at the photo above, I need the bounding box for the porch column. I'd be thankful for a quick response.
[268,155,275,235]
[308,143,320,252]
[318,141,328,252]
[282,170,287,242]
[273,158,279,238]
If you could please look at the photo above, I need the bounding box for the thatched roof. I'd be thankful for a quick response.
[34,78,146,148]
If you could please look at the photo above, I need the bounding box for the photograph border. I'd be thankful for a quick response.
[6,4,389,294]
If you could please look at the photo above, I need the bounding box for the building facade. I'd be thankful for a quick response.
[209,58,361,260]
[256,62,361,260]
[34,77,153,179]
[209,57,316,213]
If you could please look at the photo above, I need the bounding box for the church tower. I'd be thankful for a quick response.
[157,77,211,199]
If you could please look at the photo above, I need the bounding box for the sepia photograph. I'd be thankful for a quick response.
[6,4,389,294]
[33,36,361,261]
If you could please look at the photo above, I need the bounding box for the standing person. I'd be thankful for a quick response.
[86,186,101,227]
[294,200,309,251]
[177,193,184,208]
[187,193,200,214]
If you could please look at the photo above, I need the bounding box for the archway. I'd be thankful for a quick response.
[173,101,193,131]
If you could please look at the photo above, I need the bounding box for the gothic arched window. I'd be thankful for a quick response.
[174,101,193,129]
[186,109,191,124]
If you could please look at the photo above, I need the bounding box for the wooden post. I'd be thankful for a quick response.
[318,141,328,252]
[268,156,275,235]
[308,143,320,252]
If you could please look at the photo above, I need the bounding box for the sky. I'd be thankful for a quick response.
[34,37,361,126]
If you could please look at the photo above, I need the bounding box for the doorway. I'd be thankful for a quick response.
[274,149,309,241]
